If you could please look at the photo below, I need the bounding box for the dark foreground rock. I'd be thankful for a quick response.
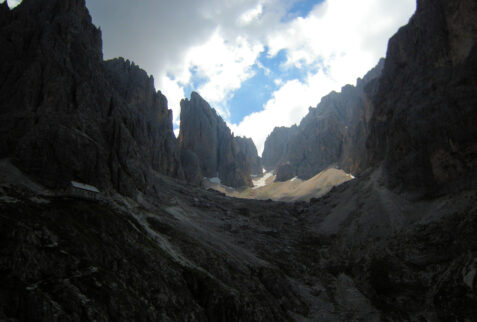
[179,92,253,188]
[0,162,476,321]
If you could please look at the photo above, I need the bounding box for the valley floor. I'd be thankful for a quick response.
[0,161,476,321]
[204,167,355,202]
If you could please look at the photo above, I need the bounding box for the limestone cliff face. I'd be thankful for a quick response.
[275,163,296,182]
[262,126,299,171]
[179,92,253,187]
[367,0,477,194]
[235,136,263,176]
[0,0,184,197]
[104,58,183,180]
[262,60,384,179]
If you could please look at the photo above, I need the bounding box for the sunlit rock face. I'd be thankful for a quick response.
[0,0,184,197]
[367,0,477,195]
[262,60,384,179]
[179,92,253,188]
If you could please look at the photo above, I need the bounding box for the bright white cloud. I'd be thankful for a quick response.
[187,31,263,116]
[87,0,274,122]
[158,29,263,125]
[267,0,414,71]
[87,0,416,155]
[239,4,263,26]
[159,76,185,128]
[231,69,339,154]
[232,0,415,154]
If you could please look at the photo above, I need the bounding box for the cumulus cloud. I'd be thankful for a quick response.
[230,69,339,154]
[86,0,416,155]
[178,30,264,117]
[159,76,185,129]
[232,0,416,154]
[86,0,276,127]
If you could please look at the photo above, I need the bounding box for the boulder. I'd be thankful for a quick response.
[275,164,296,182]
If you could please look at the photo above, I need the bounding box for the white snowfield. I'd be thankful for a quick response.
[252,171,274,189]
[208,177,221,184]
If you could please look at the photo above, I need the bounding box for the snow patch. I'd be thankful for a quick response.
[208,177,221,184]
[252,171,273,189]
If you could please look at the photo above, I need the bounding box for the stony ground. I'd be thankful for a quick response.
[205,168,354,202]
[1,163,476,321]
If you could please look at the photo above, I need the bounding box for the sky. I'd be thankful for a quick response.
[1,0,21,7]
[3,0,416,155]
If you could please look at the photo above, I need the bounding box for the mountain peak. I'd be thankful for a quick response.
[0,0,183,195]
[179,94,254,187]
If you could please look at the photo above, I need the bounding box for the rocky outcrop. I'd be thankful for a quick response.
[179,92,253,188]
[0,0,183,197]
[103,57,184,183]
[275,163,295,182]
[262,60,384,179]
[1,153,476,321]
[180,149,203,185]
[262,126,298,171]
[235,136,263,176]
[367,0,477,195]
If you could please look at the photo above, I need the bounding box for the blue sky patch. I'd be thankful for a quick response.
[227,47,312,124]
[178,46,323,126]
[282,0,324,22]
[228,65,276,124]
[180,66,209,100]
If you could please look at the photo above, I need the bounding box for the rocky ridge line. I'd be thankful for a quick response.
[179,92,256,188]
[262,59,384,180]
[0,0,184,197]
